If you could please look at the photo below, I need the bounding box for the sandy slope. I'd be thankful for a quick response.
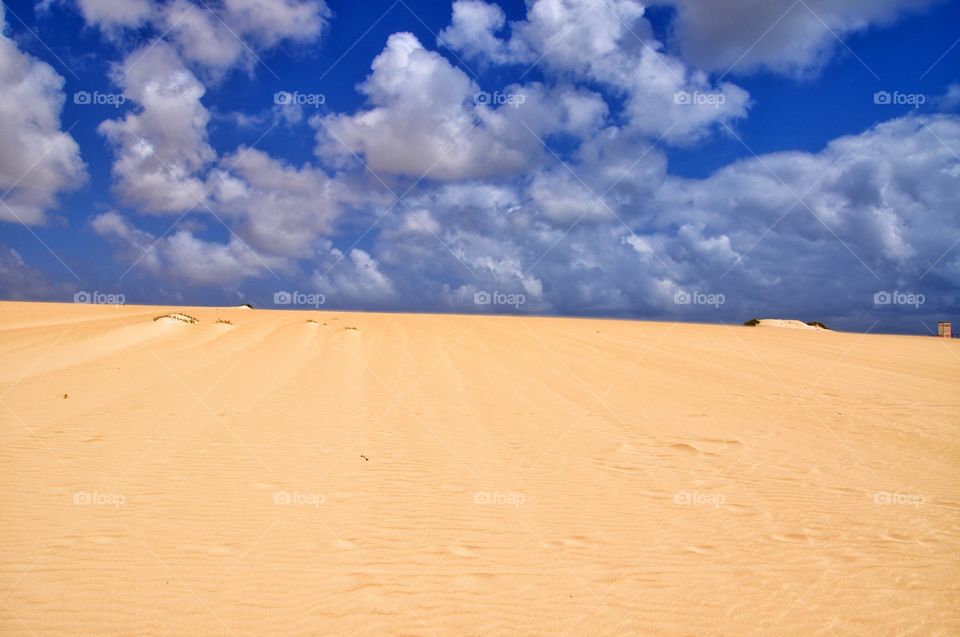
[0,301,957,636]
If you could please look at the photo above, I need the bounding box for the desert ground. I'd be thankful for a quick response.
[0,301,957,636]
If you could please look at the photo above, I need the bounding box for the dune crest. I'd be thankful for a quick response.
[752,318,827,330]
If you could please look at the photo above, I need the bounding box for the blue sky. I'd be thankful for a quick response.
[1,0,958,333]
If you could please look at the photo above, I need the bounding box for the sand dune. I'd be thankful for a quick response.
[0,302,957,636]
[753,319,826,330]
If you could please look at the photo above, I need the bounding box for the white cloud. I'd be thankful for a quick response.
[316,32,528,181]
[663,0,938,76]
[220,0,330,48]
[312,248,396,305]
[98,43,214,214]
[308,113,960,325]
[437,0,510,63]
[72,0,153,29]
[0,6,86,225]
[663,115,960,267]
[67,0,329,75]
[316,32,612,181]
[509,0,650,69]
[161,0,247,76]
[209,147,341,257]
[438,0,750,143]
[526,168,612,224]
[92,210,283,285]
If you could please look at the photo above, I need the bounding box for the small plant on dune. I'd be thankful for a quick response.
[153,313,199,324]
[806,321,830,330]
[743,318,761,327]
[214,318,233,325]
[306,319,319,324]
[344,326,358,331]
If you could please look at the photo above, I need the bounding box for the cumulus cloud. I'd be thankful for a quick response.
[311,247,396,306]
[317,33,528,181]
[209,147,342,257]
[92,210,284,285]
[526,169,612,225]
[316,32,611,182]
[302,113,959,330]
[98,43,214,214]
[662,0,938,76]
[0,5,86,225]
[439,0,750,142]
[67,0,330,75]
[437,0,510,63]
[219,0,330,48]
[94,38,346,282]
[71,0,154,29]
[661,115,960,269]
[160,0,247,75]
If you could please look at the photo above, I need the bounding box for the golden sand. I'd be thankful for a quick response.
[1,301,957,635]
